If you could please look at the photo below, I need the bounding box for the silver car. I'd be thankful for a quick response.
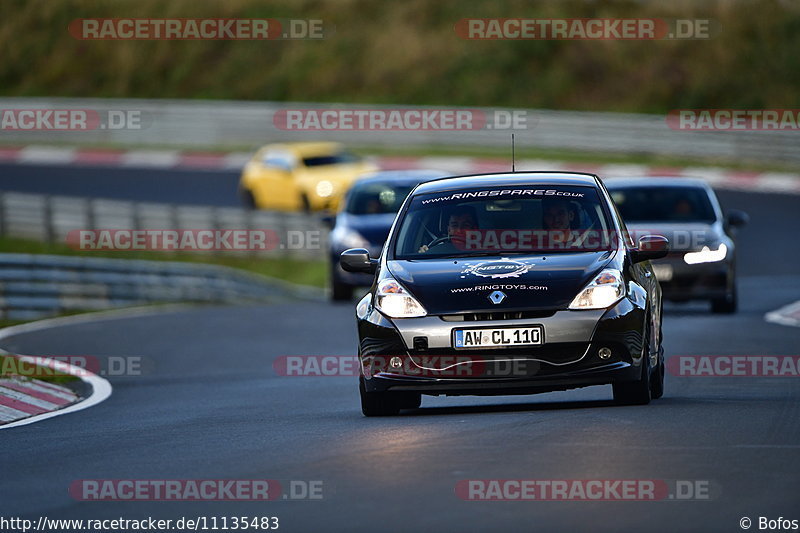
[604,177,748,313]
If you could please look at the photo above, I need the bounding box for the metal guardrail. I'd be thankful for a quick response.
[0,191,327,260]
[0,97,797,163]
[0,253,299,321]
[0,190,327,318]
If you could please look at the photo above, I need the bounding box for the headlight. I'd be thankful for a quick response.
[568,269,624,310]
[375,277,427,318]
[331,227,369,250]
[316,180,334,198]
[684,243,727,265]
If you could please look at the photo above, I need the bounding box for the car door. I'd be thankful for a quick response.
[252,149,300,210]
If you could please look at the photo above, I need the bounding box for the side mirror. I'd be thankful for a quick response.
[726,209,749,228]
[632,235,669,263]
[340,248,378,274]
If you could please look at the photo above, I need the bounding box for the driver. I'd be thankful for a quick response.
[542,198,578,249]
[418,205,478,253]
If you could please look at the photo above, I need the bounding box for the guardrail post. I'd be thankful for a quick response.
[86,198,95,231]
[0,191,5,238]
[43,195,54,243]
[246,209,257,258]
[170,204,180,232]
[132,202,141,232]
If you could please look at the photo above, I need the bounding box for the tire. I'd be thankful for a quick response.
[711,286,737,314]
[650,346,665,400]
[299,194,311,214]
[239,188,257,210]
[331,281,353,302]
[613,327,652,405]
[359,377,420,416]
[399,393,422,410]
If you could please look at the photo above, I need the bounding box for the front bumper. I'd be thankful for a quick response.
[654,255,732,301]
[357,295,647,396]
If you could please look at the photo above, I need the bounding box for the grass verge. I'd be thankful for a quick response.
[0,236,327,289]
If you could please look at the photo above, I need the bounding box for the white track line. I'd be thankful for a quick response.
[765,300,800,328]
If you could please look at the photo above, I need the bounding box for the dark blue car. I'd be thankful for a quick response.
[328,170,449,300]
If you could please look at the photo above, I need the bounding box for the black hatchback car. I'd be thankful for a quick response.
[341,172,670,416]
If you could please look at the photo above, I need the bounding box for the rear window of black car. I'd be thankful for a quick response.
[609,186,716,223]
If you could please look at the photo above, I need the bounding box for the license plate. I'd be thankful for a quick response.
[652,264,673,282]
[454,326,543,349]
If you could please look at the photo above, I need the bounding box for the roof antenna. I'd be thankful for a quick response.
[511,133,516,172]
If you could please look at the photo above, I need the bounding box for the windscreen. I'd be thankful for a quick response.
[345,181,416,215]
[610,186,717,223]
[302,152,360,167]
[393,185,615,259]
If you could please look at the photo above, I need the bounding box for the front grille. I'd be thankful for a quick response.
[440,310,556,322]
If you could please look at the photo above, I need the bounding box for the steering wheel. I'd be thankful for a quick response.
[423,236,451,250]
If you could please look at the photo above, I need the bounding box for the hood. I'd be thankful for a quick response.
[387,251,615,315]
[624,222,720,252]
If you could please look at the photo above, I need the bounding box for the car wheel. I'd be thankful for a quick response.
[299,194,311,213]
[711,286,737,314]
[331,281,353,302]
[650,346,665,400]
[359,377,420,416]
[613,328,652,405]
[239,188,257,210]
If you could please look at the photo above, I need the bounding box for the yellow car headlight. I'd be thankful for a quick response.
[316,181,334,198]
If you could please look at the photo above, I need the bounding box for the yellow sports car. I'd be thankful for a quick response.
[238,142,376,212]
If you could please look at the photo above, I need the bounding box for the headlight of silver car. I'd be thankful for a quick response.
[683,243,727,265]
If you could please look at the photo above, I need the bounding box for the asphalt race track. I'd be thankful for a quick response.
[1,163,799,532]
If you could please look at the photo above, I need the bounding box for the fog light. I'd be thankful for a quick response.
[389,356,403,369]
[598,347,612,360]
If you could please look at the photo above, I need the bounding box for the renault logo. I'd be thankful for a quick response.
[488,291,506,304]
